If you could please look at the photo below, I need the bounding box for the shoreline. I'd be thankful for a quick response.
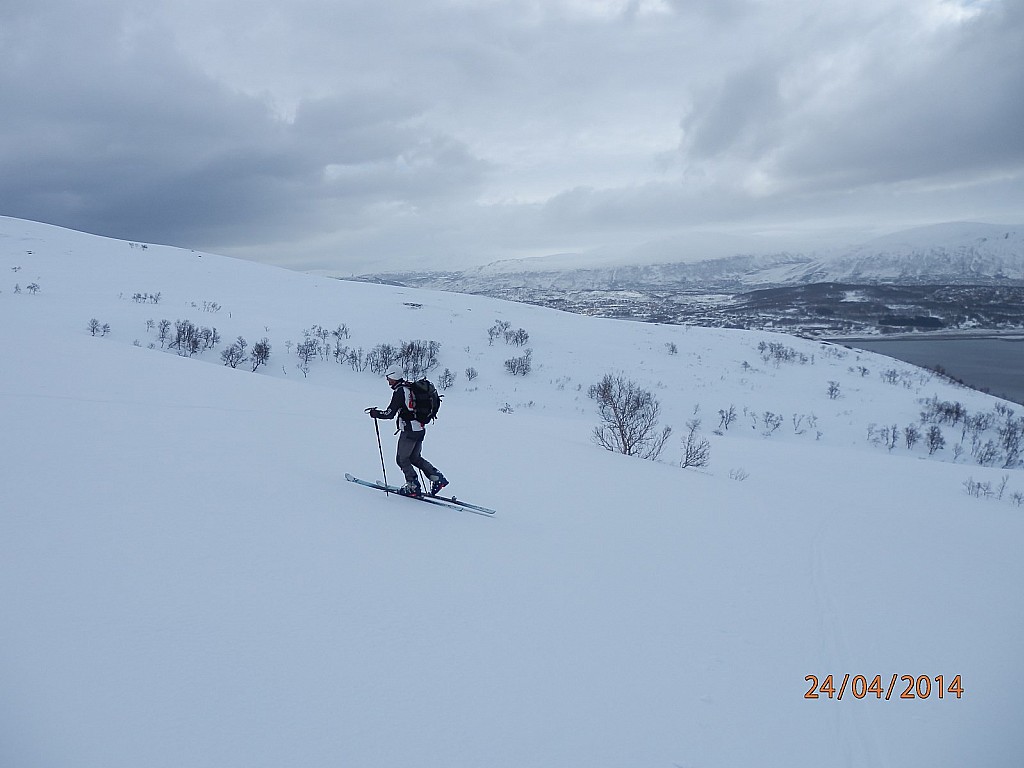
[826,329,1024,343]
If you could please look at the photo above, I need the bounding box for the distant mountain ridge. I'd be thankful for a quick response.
[796,222,1024,285]
[360,222,1024,291]
[412,252,814,293]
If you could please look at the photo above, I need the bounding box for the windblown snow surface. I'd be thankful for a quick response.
[1,217,1022,768]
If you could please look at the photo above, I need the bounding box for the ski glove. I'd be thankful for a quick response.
[367,408,383,418]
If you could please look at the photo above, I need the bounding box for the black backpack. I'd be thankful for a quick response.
[407,378,442,424]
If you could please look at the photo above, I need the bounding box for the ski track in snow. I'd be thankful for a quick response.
[812,522,884,768]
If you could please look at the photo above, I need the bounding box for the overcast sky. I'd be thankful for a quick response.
[2,0,1022,273]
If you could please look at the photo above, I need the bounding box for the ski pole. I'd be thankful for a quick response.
[373,417,389,495]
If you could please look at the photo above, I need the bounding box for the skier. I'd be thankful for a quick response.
[367,372,448,498]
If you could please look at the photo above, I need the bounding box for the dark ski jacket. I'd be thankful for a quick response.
[373,380,426,433]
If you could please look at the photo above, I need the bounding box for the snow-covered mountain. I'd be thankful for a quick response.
[794,222,1024,284]
[2,216,1023,768]
[371,222,1024,292]
[411,251,814,292]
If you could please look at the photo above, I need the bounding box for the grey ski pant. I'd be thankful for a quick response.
[396,430,439,484]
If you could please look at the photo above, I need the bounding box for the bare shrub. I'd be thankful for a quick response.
[718,405,737,431]
[680,419,711,469]
[488,320,511,345]
[588,374,672,460]
[761,411,784,437]
[398,339,440,379]
[904,424,921,449]
[505,328,530,346]
[438,368,456,390]
[367,343,398,375]
[504,349,533,376]
[998,414,1024,468]
[251,338,271,371]
[347,348,367,372]
[221,337,247,368]
[758,341,808,365]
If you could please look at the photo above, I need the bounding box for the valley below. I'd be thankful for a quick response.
[352,276,1024,338]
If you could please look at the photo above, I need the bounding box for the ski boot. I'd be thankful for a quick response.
[429,473,449,496]
[398,480,422,498]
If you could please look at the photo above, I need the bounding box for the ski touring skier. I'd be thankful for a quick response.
[366,371,448,498]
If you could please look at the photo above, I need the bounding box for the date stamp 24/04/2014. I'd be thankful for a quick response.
[805,674,963,701]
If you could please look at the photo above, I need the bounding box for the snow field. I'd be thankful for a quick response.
[2,217,1023,767]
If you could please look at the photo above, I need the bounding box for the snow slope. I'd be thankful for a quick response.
[2,217,1023,767]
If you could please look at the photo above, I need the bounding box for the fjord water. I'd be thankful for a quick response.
[846,335,1024,405]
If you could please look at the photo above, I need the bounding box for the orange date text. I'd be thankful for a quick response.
[804,674,963,701]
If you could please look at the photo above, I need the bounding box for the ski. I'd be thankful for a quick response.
[419,484,497,515]
[345,474,496,516]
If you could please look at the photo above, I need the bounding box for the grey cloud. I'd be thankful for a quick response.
[664,0,756,24]
[0,3,487,250]
[676,1,1024,196]
[777,2,1024,188]
[680,62,787,161]
[1,0,1021,271]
